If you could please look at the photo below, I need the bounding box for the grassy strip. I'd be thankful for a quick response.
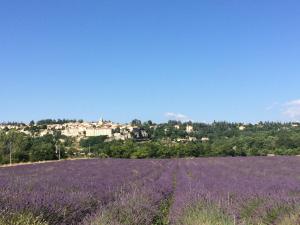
[153,195,173,225]
[0,212,48,225]
[178,203,234,225]
[278,212,300,225]
[0,157,90,168]
[153,166,177,225]
[239,198,299,225]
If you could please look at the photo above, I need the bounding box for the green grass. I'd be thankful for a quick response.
[240,198,263,219]
[239,198,265,224]
[277,212,300,225]
[262,205,291,225]
[0,212,48,225]
[178,203,234,225]
[153,195,173,225]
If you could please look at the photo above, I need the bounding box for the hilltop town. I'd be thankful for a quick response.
[0,118,201,142]
[0,119,145,141]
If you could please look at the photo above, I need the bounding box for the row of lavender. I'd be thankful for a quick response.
[170,157,300,224]
[0,159,174,224]
[1,157,300,224]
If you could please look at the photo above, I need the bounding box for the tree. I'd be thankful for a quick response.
[29,142,56,161]
[146,120,153,126]
[80,136,108,148]
[131,119,142,126]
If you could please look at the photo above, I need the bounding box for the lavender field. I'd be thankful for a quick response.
[1,157,300,225]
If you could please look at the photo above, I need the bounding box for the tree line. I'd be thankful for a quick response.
[1,121,300,164]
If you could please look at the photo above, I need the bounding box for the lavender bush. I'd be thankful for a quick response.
[171,157,300,225]
[1,157,300,225]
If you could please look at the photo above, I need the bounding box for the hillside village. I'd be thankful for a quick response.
[0,118,209,143]
[1,119,300,144]
[0,119,140,141]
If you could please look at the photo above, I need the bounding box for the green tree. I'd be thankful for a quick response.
[131,119,142,126]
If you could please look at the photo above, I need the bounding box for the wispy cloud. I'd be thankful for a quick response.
[282,99,300,120]
[265,102,279,111]
[165,112,190,121]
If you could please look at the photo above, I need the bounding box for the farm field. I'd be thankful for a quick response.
[0,157,300,225]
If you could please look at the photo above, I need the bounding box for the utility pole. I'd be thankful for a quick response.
[58,144,61,160]
[9,141,12,165]
[54,134,61,161]
[88,144,91,157]
[56,143,61,160]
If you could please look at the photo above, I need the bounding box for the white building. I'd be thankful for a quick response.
[86,128,112,137]
[39,129,53,137]
[189,137,197,141]
[62,128,81,137]
[186,125,193,133]
[174,125,180,130]
[239,126,246,131]
[201,137,210,142]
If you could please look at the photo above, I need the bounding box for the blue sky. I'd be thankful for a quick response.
[1,0,300,123]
